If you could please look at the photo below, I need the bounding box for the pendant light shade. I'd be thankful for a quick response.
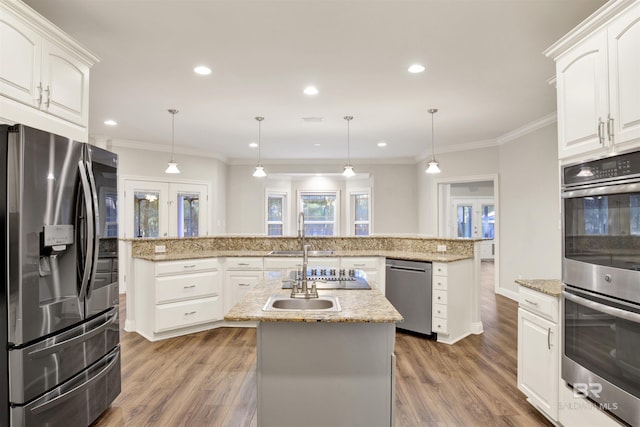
[342,115,355,177]
[253,116,266,178]
[425,108,441,174]
[165,109,180,174]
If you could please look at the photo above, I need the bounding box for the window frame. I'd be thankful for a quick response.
[265,190,289,236]
[348,189,372,236]
[297,190,340,237]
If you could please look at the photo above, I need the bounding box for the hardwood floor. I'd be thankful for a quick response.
[93,261,552,426]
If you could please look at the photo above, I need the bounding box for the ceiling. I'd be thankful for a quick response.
[24,0,606,163]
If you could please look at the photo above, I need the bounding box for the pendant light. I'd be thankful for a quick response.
[165,109,180,174]
[252,116,266,178]
[342,115,355,177]
[425,108,441,174]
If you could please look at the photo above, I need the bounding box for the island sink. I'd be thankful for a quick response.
[262,295,341,312]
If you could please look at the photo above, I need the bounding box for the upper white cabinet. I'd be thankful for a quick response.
[0,0,99,141]
[548,0,640,160]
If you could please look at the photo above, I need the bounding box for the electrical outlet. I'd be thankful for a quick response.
[155,245,166,253]
[437,245,446,252]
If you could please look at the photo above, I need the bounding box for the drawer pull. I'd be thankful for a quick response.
[237,263,250,266]
[437,296,442,300]
[185,311,196,316]
[183,285,196,289]
[239,283,252,287]
[183,264,197,269]
[524,299,539,306]
[353,263,366,267]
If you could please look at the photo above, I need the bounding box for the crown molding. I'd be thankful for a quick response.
[496,112,557,145]
[101,137,228,163]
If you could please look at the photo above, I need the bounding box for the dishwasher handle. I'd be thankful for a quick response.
[386,265,429,273]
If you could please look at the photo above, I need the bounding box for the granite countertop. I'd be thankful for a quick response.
[515,279,563,297]
[134,250,471,263]
[224,279,404,323]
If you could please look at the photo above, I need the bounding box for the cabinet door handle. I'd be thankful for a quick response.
[183,285,196,289]
[35,83,43,106]
[524,299,538,306]
[547,328,551,350]
[607,114,614,144]
[44,85,51,108]
[598,118,605,145]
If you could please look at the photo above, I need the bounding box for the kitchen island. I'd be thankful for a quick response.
[225,279,403,427]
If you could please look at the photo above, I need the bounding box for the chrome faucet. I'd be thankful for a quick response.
[292,212,318,298]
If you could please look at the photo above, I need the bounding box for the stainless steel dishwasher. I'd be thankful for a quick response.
[385,259,433,336]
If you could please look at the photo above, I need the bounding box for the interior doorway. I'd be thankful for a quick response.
[436,175,499,294]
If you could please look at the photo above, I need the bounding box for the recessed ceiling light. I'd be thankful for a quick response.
[303,86,319,95]
[302,117,324,123]
[104,119,117,126]
[249,142,259,148]
[194,65,212,75]
[377,141,387,147]
[314,143,321,147]
[408,64,425,73]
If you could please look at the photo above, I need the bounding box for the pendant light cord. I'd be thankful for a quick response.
[344,116,353,165]
[168,109,178,162]
[428,108,438,161]
[256,116,264,165]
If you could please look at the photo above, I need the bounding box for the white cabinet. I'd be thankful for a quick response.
[550,1,640,160]
[223,257,263,314]
[431,260,473,344]
[517,286,559,422]
[0,0,98,141]
[133,258,222,341]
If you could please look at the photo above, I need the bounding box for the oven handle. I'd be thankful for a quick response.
[562,181,640,198]
[563,290,640,324]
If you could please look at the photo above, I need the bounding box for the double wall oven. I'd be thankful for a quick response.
[562,150,640,426]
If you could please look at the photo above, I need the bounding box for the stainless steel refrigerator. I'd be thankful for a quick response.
[1,124,121,426]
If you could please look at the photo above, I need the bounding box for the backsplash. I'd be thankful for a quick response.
[130,236,477,258]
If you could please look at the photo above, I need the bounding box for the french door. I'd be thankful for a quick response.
[452,198,495,259]
[123,179,208,238]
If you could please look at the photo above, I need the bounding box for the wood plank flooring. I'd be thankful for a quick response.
[93,261,552,426]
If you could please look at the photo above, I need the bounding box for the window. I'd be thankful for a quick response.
[351,192,370,236]
[267,193,286,236]
[178,192,199,237]
[134,191,160,238]
[300,191,338,236]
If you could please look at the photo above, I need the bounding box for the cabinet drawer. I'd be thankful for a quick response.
[433,275,448,291]
[155,296,223,332]
[156,271,220,304]
[433,303,448,319]
[225,257,263,270]
[432,318,448,333]
[519,286,559,322]
[263,257,302,270]
[341,257,378,269]
[155,259,219,275]
[433,262,447,276]
[433,289,448,305]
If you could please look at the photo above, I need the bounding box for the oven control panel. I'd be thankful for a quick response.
[563,150,640,187]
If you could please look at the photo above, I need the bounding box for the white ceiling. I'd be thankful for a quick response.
[24,0,606,163]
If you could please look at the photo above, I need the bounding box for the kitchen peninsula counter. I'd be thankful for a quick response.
[133,249,470,263]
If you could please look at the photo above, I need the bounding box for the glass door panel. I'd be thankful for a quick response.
[134,191,160,238]
[481,204,495,238]
[124,180,169,239]
[169,183,208,237]
[457,205,473,238]
[177,192,199,237]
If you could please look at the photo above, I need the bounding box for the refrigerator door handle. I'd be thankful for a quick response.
[27,308,118,358]
[77,161,95,300]
[30,347,120,415]
[84,160,101,298]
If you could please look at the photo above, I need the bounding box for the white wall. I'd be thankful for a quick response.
[108,143,227,236]
[418,146,500,235]
[498,124,561,296]
[226,162,418,235]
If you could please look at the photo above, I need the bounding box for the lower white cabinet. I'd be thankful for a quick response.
[133,258,222,341]
[431,259,473,344]
[517,286,559,422]
[224,257,264,314]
